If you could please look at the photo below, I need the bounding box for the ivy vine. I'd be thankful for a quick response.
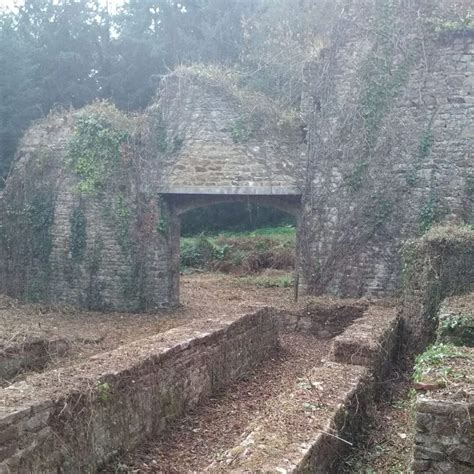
[67,114,130,194]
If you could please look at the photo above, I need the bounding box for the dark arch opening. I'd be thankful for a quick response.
[164,193,302,305]
[181,201,296,236]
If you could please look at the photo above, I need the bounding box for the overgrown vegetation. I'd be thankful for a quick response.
[181,203,294,236]
[413,343,472,383]
[67,105,132,194]
[0,0,333,184]
[181,226,295,274]
[70,204,87,262]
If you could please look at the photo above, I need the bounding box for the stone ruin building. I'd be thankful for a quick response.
[0,1,472,312]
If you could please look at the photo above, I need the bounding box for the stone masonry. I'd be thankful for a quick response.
[301,1,473,297]
[0,1,472,310]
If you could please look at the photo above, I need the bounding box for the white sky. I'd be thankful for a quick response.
[0,0,126,12]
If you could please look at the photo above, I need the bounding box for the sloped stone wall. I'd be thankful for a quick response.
[401,226,474,351]
[0,105,179,311]
[301,0,473,297]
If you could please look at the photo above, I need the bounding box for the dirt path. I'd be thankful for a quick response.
[103,333,331,473]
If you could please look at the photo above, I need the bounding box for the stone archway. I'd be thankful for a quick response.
[162,193,302,305]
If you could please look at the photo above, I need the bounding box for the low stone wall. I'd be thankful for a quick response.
[207,305,401,472]
[412,310,473,473]
[331,306,400,383]
[207,362,372,473]
[401,226,474,353]
[413,392,473,472]
[0,339,70,383]
[0,309,277,473]
[276,299,368,338]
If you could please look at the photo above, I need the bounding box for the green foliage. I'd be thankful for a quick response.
[419,195,440,233]
[181,226,296,273]
[345,161,369,192]
[28,191,55,266]
[419,130,434,158]
[407,128,435,187]
[67,112,130,194]
[84,239,105,310]
[97,382,111,402]
[440,314,470,332]
[359,1,412,150]
[424,7,474,36]
[114,193,131,254]
[239,274,294,288]
[181,236,222,268]
[70,205,87,262]
[413,343,470,382]
[231,118,253,143]
[368,197,394,231]
[181,203,294,236]
[156,197,171,235]
[439,312,474,347]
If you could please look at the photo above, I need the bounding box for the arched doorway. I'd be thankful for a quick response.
[164,194,302,305]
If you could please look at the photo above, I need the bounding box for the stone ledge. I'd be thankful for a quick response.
[0,309,278,473]
[158,185,302,195]
[330,306,400,378]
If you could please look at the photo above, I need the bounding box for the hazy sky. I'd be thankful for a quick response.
[0,0,126,12]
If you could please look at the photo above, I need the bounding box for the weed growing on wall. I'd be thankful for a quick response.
[419,194,441,233]
[406,123,435,187]
[413,343,471,383]
[4,189,56,302]
[67,105,132,194]
[231,117,253,143]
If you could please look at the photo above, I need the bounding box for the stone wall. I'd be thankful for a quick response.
[0,104,179,311]
[275,299,368,337]
[208,305,401,472]
[300,0,473,297]
[0,2,472,310]
[401,226,474,352]
[143,67,305,196]
[0,310,277,472]
[412,348,474,473]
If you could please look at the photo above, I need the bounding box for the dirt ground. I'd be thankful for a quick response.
[1,271,412,471]
[0,272,299,384]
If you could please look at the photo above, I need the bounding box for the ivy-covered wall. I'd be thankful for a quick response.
[300,0,474,297]
[0,104,179,311]
[401,226,474,353]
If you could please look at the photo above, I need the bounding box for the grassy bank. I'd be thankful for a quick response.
[180,226,296,276]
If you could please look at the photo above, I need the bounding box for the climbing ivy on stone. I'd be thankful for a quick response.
[358,1,413,152]
[419,194,441,233]
[70,204,87,262]
[67,109,131,194]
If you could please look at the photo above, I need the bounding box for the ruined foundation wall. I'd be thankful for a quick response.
[0,310,277,473]
[413,394,474,473]
[301,1,473,297]
[401,226,474,351]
